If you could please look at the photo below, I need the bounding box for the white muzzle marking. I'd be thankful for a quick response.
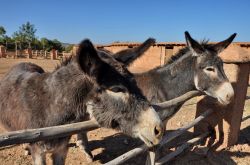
[214,82,234,105]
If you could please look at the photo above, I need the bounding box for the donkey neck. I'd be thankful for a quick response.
[43,61,94,124]
[136,52,196,103]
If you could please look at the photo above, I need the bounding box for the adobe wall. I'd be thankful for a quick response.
[103,45,168,73]
[74,43,250,75]
[104,46,129,54]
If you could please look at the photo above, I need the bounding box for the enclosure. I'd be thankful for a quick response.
[0,41,249,165]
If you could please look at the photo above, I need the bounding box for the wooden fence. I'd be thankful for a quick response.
[0,103,212,165]
[0,46,69,60]
[0,91,206,164]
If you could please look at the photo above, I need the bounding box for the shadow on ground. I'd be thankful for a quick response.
[68,127,250,165]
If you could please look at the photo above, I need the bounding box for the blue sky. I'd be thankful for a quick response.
[0,0,249,44]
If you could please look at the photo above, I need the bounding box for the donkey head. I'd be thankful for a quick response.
[185,31,236,105]
[77,40,163,147]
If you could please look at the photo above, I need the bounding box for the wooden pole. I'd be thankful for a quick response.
[0,120,99,147]
[104,145,148,165]
[51,49,56,60]
[153,90,203,110]
[145,150,156,165]
[156,133,209,165]
[27,48,32,59]
[15,41,18,58]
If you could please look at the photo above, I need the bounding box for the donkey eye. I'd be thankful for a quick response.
[205,67,215,72]
[109,86,126,93]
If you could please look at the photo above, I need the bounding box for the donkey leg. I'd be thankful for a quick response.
[30,144,46,165]
[51,142,69,165]
[76,132,94,162]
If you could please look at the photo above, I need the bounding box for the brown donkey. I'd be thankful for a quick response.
[0,39,163,165]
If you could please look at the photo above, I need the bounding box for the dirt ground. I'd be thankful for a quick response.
[0,58,249,165]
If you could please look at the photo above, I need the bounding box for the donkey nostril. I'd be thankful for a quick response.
[154,126,161,137]
[226,94,232,101]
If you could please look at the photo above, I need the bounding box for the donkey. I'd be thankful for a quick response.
[112,31,236,122]
[0,39,164,165]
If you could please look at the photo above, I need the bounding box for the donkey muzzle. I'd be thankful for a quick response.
[134,107,164,147]
[215,82,234,105]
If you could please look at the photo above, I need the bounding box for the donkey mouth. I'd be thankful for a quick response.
[217,97,230,105]
[139,134,156,147]
[204,91,231,105]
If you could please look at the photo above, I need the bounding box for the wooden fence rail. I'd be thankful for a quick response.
[156,132,209,165]
[0,120,99,147]
[105,109,213,165]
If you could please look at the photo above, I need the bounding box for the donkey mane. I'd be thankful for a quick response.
[55,56,74,70]
[165,39,212,65]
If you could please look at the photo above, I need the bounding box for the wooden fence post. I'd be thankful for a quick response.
[27,48,32,59]
[55,50,58,59]
[35,50,38,58]
[0,45,6,58]
[51,49,56,60]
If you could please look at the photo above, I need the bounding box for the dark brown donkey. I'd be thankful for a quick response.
[0,39,163,165]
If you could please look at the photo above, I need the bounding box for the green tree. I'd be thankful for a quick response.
[40,38,63,51]
[12,31,24,50]
[12,22,37,49]
[51,39,63,52]
[33,38,42,50]
[0,26,6,45]
[40,37,51,51]
[0,26,6,37]
[3,36,15,50]
[65,44,73,53]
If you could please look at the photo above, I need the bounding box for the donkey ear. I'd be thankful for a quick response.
[185,31,205,56]
[77,39,102,76]
[212,33,237,54]
[113,38,156,67]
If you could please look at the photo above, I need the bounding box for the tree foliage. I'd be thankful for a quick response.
[0,26,6,37]
[40,38,63,51]
[12,22,37,48]
[65,44,74,53]
[1,22,66,52]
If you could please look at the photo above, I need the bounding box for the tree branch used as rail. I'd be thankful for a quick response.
[0,120,99,147]
[153,90,203,110]
[156,132,209,165]
[105,109,213,165]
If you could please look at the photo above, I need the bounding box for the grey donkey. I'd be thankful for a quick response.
[113,31,236,122]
